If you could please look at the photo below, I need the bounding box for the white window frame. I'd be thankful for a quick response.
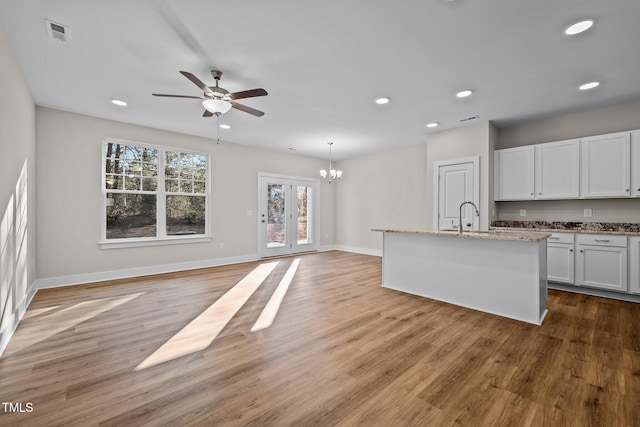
[100,137,211,249]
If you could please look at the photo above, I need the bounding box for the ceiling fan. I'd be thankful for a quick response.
[153,70,268,117]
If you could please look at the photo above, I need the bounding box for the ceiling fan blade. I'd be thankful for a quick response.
[230,88,268,100]
[230,101,265,117]
[203,110,214,117]
[152,93,204,99]
[180,71,214,96]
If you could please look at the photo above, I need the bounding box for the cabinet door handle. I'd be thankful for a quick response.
[594,239,610,243]
[580,249,584,253]
[548,237,560,240]
[569,249,573,252]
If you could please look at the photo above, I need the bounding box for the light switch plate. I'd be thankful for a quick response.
[520,209,526,217]
[584,208,592,217]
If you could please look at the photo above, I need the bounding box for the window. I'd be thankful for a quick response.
[102,139,209,247]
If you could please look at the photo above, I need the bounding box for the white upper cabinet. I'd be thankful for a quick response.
[535,139,580,199]
[632,130,640,197]
[494,146,534,200]
[580,131,631,197]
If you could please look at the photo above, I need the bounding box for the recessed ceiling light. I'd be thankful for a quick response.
[579,81,600,91]
[456,90,473,98]
[565,19,594,36]
[111,99,127,106]
[375,97,390,105]
[219,124,231,129]
[426,122,439,128]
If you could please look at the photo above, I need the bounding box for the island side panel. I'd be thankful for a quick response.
[381,232,546,325]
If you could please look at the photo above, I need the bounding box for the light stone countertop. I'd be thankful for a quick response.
[372,228,551,242]
[490,226,640,236]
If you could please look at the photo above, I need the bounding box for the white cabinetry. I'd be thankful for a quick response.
[580,132,631,197]
[576,234,628,292]
[535,139,580,199]
[495,146,534,200]
[546,233,574,284]
[629,237,640,294]
[632,130,640,197]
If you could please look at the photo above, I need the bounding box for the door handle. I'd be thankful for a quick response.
[261,220,266,223]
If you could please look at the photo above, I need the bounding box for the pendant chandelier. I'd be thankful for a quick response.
[319,142,342,183]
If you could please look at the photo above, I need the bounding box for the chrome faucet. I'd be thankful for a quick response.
[458,201,480,233]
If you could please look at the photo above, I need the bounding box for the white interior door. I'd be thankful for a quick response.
[259,174,319,258]
[435,158,479,231]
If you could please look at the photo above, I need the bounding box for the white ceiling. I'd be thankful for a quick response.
[1,0,639,160]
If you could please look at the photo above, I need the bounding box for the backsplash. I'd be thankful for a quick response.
[492,220,640,233]
[496,199,640,223]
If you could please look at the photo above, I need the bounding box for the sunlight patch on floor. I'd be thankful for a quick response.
[4,293,144,356]
[136,261,279,370]
[251,258,300,332]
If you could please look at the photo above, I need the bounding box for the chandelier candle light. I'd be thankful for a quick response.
[320,142,342,183]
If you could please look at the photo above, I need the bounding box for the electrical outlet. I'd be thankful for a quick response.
[219,242,224,249]
[246,209,253,216]
[520,209,526,217]
[584,208,592,218]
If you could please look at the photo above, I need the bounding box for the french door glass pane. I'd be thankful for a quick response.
[267,184,286,247]
[297,185,312,244]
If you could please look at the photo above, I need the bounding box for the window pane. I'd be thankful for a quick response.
[297,185,312,244]
[165,179,178,192]
[105,174,123,190]
[166,195,205,235]
[125,176,141,191]
[267,184,286,247]
[142,178,157,191]
[106,193,157,239]
[142,162,157,177]
[180,181,193,193]
[193,181,206,194]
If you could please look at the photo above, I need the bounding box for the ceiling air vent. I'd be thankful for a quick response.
[45,19,70,42]
[459,115,479,122]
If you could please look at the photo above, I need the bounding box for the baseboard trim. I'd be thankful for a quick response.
[33,253,260,290]
[0,286,37,357]
[548,282,640,303]
[333,245,382,257]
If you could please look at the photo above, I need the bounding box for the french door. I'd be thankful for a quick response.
[258,173,319,258]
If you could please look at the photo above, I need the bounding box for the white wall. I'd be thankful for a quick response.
[496,99,640,223]
[426,121,495,230]
[0,23,36,354]
[335,143,429,253]
[334,120,495,253]
[35,108,335,283]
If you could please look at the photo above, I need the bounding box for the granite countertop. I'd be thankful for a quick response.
[490,221,640,236]
[372,228,550,242]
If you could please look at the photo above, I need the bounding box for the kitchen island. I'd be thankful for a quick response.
[373,228,551,325]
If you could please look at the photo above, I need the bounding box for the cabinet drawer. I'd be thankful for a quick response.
[546,233,574,244]
[576,234,627,247]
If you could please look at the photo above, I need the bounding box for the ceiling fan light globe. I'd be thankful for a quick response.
[202,98,232,114]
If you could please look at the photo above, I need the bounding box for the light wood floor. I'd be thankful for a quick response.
[1,251,639,426]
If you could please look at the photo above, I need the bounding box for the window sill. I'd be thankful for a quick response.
[100,235,212,249]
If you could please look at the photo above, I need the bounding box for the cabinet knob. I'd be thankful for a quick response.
[580,250,583,253]
[538,192,542,195]
[626,189,630,192]
[530,192,534,195]
[569,249,573,252]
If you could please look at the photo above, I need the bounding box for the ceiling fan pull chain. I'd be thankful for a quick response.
[216,114,220,144]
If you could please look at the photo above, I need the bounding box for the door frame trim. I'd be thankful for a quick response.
[432,156,480,229]
[257,172,321,258]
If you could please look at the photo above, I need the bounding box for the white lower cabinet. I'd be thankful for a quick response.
[575,234,628,292]
[546,233,574,284]
[630,237,640,294]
